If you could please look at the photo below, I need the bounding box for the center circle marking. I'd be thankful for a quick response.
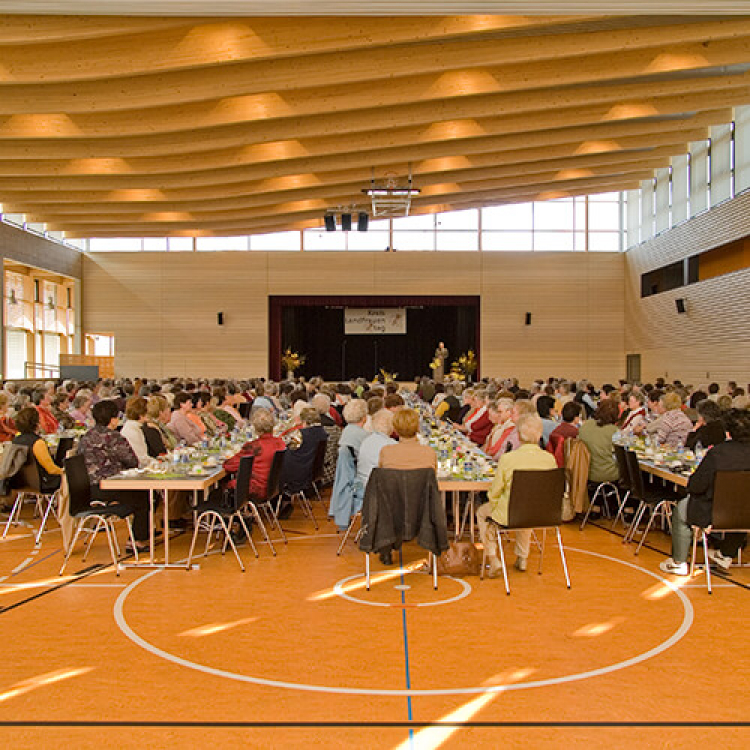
[113,547,694,697]
[334,571,471,607]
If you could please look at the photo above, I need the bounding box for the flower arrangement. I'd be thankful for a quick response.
[373,368,397,383]
[428,357,442,371]
[452,350,477,380]
[281,347,306,374]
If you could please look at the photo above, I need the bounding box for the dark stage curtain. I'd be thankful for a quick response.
[274,298,478,381]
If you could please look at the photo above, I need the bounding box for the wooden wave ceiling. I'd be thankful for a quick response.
[1,14,750,237]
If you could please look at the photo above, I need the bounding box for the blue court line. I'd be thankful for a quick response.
[9,548,60,577]
[398,548,415,747]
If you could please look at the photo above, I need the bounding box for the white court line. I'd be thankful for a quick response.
[70,583,127,588]
[113,546,695,697]
[11,557,33,575]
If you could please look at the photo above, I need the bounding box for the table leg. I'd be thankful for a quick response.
[163,489,170,566]
[149,488,155,564]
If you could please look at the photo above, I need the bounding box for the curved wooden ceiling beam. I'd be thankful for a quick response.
[0,107,727,179]
[26,160,667,225]
[52,173,649,237]
[2,35,750,115]
[0,17,743,85]
[2,146,680,212]
[0,15,198,44]
[0,15,620,81]
[0,66,746,142]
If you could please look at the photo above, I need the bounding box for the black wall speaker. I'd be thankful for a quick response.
[341,213,352,231]
[357,212,369,232]
[675,298,687,314]
[525,312,532,325]
[324,215,336,232]
[217,312,224,325]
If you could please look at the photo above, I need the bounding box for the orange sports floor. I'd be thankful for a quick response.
[1,492,748,749]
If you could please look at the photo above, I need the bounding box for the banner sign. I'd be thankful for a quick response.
[344,308,406,335]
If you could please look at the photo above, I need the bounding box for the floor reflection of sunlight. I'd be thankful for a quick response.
[0,566,116,595]
[392,669,536,750]
[307,562,424,602]
[642,573,694,601]
[0,667,93,704]
[573,617,625,637]
[178,617,258,637]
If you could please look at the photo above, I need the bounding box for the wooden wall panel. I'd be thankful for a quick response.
[480,252,625,384]
[625,191,750,384]
[83,250,625,382]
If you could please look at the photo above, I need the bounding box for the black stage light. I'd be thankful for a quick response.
[357,212,369,231]
[675,298,687,314]
[217,312,224,326]
[525,312,532,325]
[341,213,352,231]
[324,215,336,232]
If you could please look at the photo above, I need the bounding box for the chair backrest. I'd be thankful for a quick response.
[262,449,285,501]
[613,444,631,491]
[232,454,255,511]
[711,471,750,530]
[311,438,328,483]
[54,436,75,466]
[64,454,92,515]
[624,449,647,500]
[506,468,566,529]
[238,402,251,419]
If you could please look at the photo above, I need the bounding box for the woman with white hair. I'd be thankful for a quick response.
[339,398,369,454]
[476,413,558,577]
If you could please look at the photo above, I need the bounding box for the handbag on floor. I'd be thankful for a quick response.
[436,541,482,577]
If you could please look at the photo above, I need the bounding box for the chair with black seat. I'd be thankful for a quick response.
[622,449,683,552]
[59,454,139,576]
[238,401,252,419]
[609,443,633,530]
[481,468,569,595]
[249,449,286,549]
[358,467,448,591]
[309,438,329,504]
[278,439,327,530]
[690,471,750,594]
[579,476,621,530]
[33,436,76,545]
[186,455,256,571]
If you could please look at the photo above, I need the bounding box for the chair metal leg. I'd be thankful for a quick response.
[185,519,201,569]
[203,515,217,557]
[635,501,668,555]
[2,493,25,539]
[34,492,59,546]
[82,518,104,562]
[556,527,571,589]
[690,527,698,576]
[432,551,438,590]
[125,517,139,563]
[249,503,276,556]
[365,552,370,591]
[59,518,86,575]
[102,519,120,575]
[237,512,258,558]
[264,502,288,544]
[702,531,712,594]
[337,512,360,555]
[297,490,318,530]
[480,538,486,581]
[611,490,631,529]
[538,528,546,575]
[497,528,510,595]
[217,515,245,572]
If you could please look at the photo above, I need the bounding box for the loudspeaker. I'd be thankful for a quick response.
[324,215,336,232]
[341,213,352,231]
[217,312,224,325]
[525,312,532,325]
[357,212,369,232]
[675,298,687,314]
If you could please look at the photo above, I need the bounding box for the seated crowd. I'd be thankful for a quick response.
[1,373,748,570]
